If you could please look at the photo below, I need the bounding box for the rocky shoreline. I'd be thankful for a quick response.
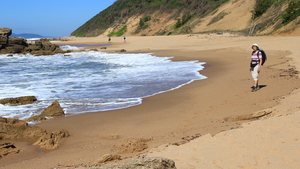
[0,27,65,55]
[0,96,70,159]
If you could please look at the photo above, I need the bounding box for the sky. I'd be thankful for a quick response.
[1,0,116,37]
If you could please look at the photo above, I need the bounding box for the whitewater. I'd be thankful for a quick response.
[0,49,206,120]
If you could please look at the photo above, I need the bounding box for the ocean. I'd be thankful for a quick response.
[0,46,206,120]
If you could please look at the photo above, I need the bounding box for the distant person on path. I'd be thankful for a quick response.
[250,43,263,92]
[123,36,126,43]
[108,37,111,43]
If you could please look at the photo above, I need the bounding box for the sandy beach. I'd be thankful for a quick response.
[1,34,300,168]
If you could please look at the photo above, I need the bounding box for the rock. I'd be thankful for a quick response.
[41,100,64,117]
[3,45,25,53]
[0,96,37,106]
[92,157,177,169]
[115,49,126,52]
[0,28,64,55]
[100,47,107,49]
[27,100,65,122]
[26,116,47,122]
[0,117,46,139]
[113,138,150,154]
[9,37,27,46]
[0,28,12,49]
[95,154,121,164]
[25,38,64,55]
[0,143,20,159]
[0,27,12,36]
[89,48,98,51]
[33,129,70,150]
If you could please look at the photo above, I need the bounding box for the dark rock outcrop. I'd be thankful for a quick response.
[92,157,177,169]
[0,117,46,139]
[0,96,37,106]
[40,100,65,117]
[27,100,65,122]
[25,38,63,55]
[33,129,70,150]
[0,28,12,49]
[0,27,64,55]
[0,143,20,159]
[115,49,126,53]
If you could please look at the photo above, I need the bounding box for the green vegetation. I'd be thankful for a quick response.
[108,26,127,37]
[252,0,287,19]
[250,0,300,35]
[139,16,151,28]
[71,0,230,37]
[134,16,151,34]
[252,0,275,19]
[75,32,85,37]
[175,13,193,29]
[282,0,300,25]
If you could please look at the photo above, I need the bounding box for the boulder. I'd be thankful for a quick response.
[0,117,46,139]
[9,37,27,46]
[0,27,12,37]
[33,129,70,150]
[3,45,25,53]
[89,48,98,51]
[95,154,122,164]
[0,143,20,159]
[115,49,126,52]
[91,157,177,169]
[27,100,65,122]
[41,100,64,117]
[0,28,12,49]
[27,38,63,55]
[0,96,37,106]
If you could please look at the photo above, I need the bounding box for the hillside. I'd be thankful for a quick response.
[71,0,300,37]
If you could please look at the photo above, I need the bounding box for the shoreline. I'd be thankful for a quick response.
[1,34,300,168]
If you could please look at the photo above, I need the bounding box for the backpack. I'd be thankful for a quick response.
[252,49,267,65]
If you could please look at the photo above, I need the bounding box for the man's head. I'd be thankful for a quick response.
[252,44,259,51]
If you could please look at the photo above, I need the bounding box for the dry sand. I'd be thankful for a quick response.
[1,34,300,168]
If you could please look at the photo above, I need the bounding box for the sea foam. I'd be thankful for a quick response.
[0,51,206,120]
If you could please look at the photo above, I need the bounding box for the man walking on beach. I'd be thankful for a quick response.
[250,44,263,92]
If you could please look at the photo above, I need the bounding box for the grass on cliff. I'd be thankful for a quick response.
[282,0,300,25]
[251,0,300,33]
[108,26,127,37]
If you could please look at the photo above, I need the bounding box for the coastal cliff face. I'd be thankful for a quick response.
[71,0,300,37]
